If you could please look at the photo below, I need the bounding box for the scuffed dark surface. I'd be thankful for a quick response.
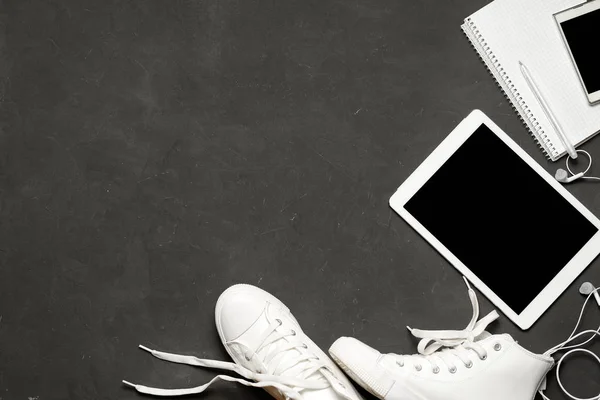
[1,0,599,399]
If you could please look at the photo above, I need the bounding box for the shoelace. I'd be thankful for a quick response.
[123,318,354,400]
[396,277,499,373]
[539,285,600,400]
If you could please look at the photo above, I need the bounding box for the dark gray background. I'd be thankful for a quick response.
[1,0,599,399]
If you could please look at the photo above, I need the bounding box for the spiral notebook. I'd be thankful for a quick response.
[462,0,600,161]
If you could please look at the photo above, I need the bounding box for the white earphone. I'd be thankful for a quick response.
[555,169,584,184]
[579,281,600,307]
[539,283,600,400]
[555,150,600,184]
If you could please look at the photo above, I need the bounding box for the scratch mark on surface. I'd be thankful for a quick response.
[48,38,60,50]
[311,149,357,182]
[137,171,169,184]
[257,277,263,284]
[280,193,307,212]
[437,109,461,119]
[259,227,285,236]
[354,108,362,115]
[134,59,148,73]
[319,261,328,272]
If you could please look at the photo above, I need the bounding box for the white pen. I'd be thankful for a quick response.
[519,61,578,159]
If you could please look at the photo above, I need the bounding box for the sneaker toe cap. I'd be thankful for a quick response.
[329,337,395,399]
[215,284,269,341]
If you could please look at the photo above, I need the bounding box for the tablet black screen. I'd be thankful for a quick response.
[405,124,598,314]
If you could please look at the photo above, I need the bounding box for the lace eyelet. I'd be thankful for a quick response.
[291,330,296,336]
[432,366,440,374]
[449,366,457,374]
[466,361,473,368]
[396,361,404,367]
[480,354,487,361]
[276,319,282,325]
[302,344,308,349]
[245,355,252,361]
[415,364,422,371]
[494,343,502,351]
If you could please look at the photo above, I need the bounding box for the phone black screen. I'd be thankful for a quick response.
[560,8,600,93]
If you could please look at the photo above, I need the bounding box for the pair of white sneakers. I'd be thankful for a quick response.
[124,282,554,400]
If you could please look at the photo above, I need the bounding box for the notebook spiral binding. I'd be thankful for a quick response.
[463,18,558,159]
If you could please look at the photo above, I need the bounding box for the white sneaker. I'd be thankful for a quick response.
[329,279,554,400]
[123,284,364,400]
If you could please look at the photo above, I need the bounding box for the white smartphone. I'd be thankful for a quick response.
[555,0,600,105]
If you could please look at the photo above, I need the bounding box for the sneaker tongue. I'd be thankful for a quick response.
[246,309,325,383]
[258,338,325,382]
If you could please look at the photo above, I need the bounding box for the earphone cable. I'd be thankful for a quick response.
[566,150,599,182]
[539,286,600,400]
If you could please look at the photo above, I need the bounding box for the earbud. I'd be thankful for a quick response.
[579,282,600,307]
[555,168,584,183]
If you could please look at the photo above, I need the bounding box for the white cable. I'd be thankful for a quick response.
[539,286,600,400]
[556,348,600,400]
[566,150,600,182]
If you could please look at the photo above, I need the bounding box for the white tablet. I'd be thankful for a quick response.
[390,110,600,330]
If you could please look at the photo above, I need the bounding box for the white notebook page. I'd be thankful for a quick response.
[465,0,600,160]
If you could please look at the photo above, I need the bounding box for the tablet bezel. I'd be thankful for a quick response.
[555,1,600,104]
[389,110,600,330]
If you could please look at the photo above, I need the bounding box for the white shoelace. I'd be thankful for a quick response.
[396,278,499,373]
[123,318,353,400]
[539,285,600,400]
